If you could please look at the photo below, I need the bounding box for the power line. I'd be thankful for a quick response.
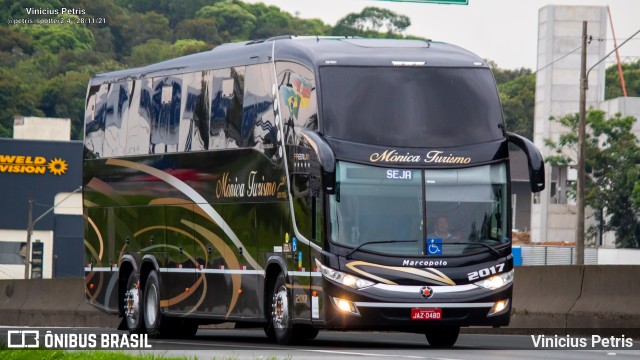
[534,44,583,74]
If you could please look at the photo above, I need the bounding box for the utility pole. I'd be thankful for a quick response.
[576,21,587,266]
[24,198,34,279]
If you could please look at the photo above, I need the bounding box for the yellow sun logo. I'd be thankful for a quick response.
[48,158,68,176]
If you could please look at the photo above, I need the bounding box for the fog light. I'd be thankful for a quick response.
[488,299,510,316]
[332,297,360,315]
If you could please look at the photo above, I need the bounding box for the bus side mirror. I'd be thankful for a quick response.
[508,132,545,193]
[323,170,336,195]
[301,129,336,194]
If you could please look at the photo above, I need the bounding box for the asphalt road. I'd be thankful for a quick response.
[2,327,640,359]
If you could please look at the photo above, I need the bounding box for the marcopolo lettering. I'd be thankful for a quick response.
[402,259,448,267]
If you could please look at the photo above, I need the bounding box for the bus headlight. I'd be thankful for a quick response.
[474,269,514,290]
[315,259,374,289]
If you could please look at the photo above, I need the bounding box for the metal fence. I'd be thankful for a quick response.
[519,246,598,265]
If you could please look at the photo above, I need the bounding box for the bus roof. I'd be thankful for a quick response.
[90,36,487,85]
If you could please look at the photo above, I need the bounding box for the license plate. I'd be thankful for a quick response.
[411,308,442,320]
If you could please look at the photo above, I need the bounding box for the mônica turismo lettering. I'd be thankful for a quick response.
[216,171,278,199]
[369,150,471,164]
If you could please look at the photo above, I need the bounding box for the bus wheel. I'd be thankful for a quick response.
[143,270,172,338]
[124,272,145,334]
[269,273,299,345]
[425,326,460,348]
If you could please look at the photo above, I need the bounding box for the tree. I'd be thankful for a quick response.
[0,68,44,138]
[127,39,174,67]
[115,0,210,26]
[332,7,410,37]
[14,15,95,53]
[499,73,535,140]
[545,110,640,248]
[174,18,221,45]
[171,39,210,57]
[605,60,640,99]
[196,2,256,42]
[40,70,92,140]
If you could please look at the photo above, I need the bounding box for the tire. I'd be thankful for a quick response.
[425,326,460,348]
[143,270,168,337]
[124,272,145,334]
[144,270,199,339]
[266,273,302,345]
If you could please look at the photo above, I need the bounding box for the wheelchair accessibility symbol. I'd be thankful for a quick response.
[426,238,442,256]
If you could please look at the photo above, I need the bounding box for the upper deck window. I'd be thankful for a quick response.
[319,66,504,147]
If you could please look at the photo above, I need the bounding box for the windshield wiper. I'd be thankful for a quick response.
[445,242,502,257]
[346,240,418,259]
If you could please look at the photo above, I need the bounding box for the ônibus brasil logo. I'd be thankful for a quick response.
[0,155,68,176]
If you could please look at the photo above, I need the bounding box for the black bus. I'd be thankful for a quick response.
[83,36,544,347]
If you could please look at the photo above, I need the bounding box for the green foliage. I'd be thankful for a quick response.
[333,6,410,36]
[171,39,211,56]
[196,2,257,42]
[0,349,193,360]
[14,15,95,53]
[499,73,535,140]
[128,39,174,66]
[174,18,221,45]
[116,0,210,26]
[545,110,640,248]
[605,60,640,99]
[0,0,64,23]
[488,60,532,85]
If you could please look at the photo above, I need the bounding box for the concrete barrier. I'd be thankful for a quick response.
[567,265,640,329]
[0,279,119,328]
[510,265,584,329]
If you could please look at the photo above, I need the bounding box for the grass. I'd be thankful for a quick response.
[0,349,290,360]
[0,349,192,360]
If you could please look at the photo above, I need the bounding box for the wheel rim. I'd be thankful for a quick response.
[124,283,140,328]
[146,283,158,326]
[272,285,289,331]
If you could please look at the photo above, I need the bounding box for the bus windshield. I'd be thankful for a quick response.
[329,161,508,256]
[319,66,503,147]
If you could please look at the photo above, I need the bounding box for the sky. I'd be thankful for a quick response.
[244,0,640,70]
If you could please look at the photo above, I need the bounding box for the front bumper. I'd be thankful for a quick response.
[322,280,512,330]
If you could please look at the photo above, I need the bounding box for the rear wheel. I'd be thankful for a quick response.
[124,272,145,334]
[143,270,169,337]
[143,270,199,338]
[425,326,460,348]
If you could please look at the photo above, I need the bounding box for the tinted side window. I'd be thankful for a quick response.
[179,71,210,152]
[209,67,244,150]
[84,84,109,158]
[243,64,276,155]
[126,79,152,155]
[103,82,129,157]
[276,62,318,146]
[150,76,182,154]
